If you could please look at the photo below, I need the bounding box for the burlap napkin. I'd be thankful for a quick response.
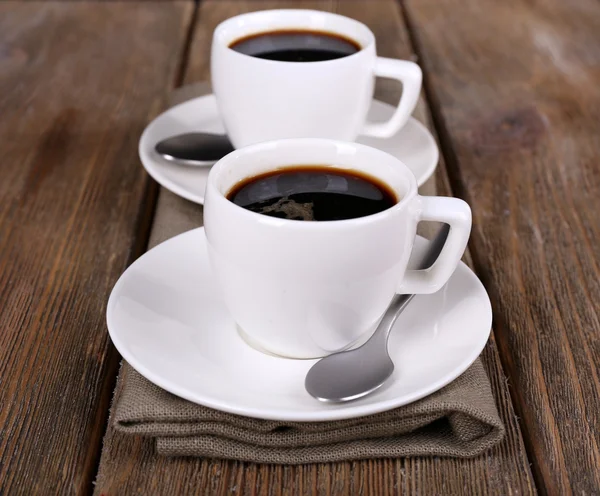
[111,81,503,463]
[113,358,504,464]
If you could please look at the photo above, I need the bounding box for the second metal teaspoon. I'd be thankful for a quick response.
[305,224,450,403]
[155,132,234,166]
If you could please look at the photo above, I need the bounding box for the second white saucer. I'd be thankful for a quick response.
[139,94,439,205]
[107,228,492,422]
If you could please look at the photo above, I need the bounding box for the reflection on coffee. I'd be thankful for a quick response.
[227,166,397,221]
[229,30,361,62]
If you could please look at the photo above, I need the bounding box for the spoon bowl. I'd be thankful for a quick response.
[155,132,234,167]
[305,340,395,402]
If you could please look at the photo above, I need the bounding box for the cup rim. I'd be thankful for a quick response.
[213,9,375,65]
[206,138,418,227]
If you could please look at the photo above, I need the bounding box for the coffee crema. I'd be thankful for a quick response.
[229,29,361,62]
[227,166,397,221]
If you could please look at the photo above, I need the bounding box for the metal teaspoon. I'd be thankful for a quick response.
[155,132,235,166]
[305,224,451,403]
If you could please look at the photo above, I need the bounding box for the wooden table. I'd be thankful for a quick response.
[1,0,598,493]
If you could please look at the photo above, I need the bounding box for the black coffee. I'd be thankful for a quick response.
[229,30,361,62]
[227,166,397,221]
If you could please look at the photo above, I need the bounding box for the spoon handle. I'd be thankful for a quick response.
[368,224,451,348]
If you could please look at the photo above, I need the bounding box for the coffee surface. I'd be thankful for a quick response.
[229,30,360,62]
[227,166,397,221]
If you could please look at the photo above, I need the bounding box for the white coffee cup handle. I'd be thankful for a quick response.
[361,58,423,139]
[397,196,472,294]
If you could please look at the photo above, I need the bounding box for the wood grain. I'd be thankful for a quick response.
[402,0,600,493]
[11,0,189,2]
[94,1,535,494]
[0,2,193,493]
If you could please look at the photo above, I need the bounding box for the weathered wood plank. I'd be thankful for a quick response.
[94,1,535,494]
[402,0,600,492]
[11,0,190,2]
[0,2,193,493]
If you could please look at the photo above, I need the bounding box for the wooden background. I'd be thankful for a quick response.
[1,0,599,494]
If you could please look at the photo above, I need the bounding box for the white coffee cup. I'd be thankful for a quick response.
[211,9,422,148]
[204,139,472,359]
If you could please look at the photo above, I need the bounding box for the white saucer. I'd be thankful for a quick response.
[107,228,492,422]
[139,94,439,204]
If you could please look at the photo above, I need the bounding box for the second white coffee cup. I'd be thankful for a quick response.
[211,9,423,148]
[204,139,471,359]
